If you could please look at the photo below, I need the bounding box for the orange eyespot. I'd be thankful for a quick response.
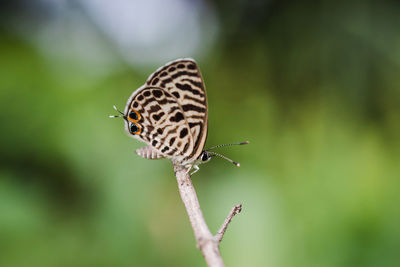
[129,123,141,135]
[128,109,140,122]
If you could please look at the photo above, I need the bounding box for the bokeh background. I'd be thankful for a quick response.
[1,1,400,266]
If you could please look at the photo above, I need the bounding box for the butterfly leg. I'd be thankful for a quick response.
[190,165,200,176]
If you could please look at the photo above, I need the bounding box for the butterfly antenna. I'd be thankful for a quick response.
[207,151,241,167]
[206,141,249,151]
[109,105,126,119]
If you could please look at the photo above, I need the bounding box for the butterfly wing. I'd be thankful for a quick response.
[145,58,208,161]
[125,87,195,163]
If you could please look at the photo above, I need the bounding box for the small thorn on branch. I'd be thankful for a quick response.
[215,204,242,243]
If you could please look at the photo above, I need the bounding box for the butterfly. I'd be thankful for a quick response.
[110,58,248,175]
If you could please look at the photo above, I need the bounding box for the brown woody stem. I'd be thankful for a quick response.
[173,163,242,267]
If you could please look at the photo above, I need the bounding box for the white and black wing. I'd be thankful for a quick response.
[145,58,208,162]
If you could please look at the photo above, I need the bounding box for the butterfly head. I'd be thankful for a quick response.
[199,151,212,163]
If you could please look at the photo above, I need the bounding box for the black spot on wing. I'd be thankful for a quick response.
[169,106,181,113]
[171,71,198,79]
[172,92,180,99]
[180,128,188,138]
[182,104,206,113]
[167,148,178,156]
[176,83,202,96]
[182,78,204,90]
[184,95,205,105]
[149,105,161,113]
[169,137,176,146]
[162,78,172,84]
[151,78,159,85]
[188,122,201,128]
[130,124,139,134]
[170,112,184,122]
[158,98,168,105]
[141,97,156,107]
[183,143,189,153]
[129,111,138,120]
[152,89,163,98]
[152,112,165,121]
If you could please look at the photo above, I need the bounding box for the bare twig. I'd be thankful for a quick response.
[215,204,242,243]
[173,163,242,267]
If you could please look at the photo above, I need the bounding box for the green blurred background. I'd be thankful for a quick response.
[1,1,400,266]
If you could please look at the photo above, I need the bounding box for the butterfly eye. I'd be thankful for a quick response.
[130,123,141,134]
[128,109,140,122]
[201,152,209,161]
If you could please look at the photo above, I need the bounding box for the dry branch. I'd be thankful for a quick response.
[173,163,242,267]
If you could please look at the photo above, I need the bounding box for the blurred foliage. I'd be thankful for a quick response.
[1,1,400,266]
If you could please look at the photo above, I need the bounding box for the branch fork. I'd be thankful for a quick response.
[173,164,242,267]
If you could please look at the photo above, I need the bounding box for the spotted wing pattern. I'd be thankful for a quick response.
[145,58,208,161]
[125,87,195,164]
